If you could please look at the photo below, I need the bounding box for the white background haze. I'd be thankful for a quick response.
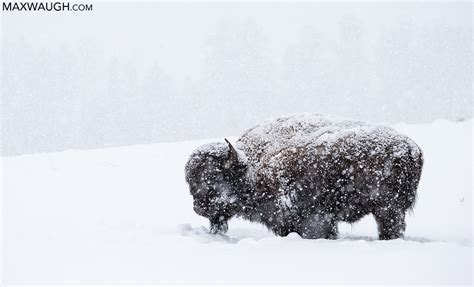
[2,1,472,155]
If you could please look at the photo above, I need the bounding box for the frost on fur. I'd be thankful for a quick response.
[185,114,423,240]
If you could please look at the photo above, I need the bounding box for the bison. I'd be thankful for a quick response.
[185,114,423,240]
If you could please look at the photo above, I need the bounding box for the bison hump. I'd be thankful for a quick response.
[235,113,422,193]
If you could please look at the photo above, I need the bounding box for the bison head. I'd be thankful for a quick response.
[185,139,248,234]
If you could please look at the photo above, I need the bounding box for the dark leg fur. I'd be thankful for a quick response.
[373,208,406,240]
[273,225,293,237]
[297,213,338,239]
[209,217,228,234]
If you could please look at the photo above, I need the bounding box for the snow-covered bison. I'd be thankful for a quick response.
[185,114,423,240]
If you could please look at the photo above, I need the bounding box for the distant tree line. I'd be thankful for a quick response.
[2,16,472,155]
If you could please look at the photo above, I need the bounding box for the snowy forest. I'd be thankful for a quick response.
[2,2,472,155]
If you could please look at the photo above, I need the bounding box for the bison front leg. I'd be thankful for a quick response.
[297,212,338,239]
[209,216,229,234]
[373,208,406,240]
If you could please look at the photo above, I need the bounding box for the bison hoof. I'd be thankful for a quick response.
[210,221,228,234]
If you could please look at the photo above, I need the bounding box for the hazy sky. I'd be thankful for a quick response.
[3,1,470,85]
[2,1,472,155]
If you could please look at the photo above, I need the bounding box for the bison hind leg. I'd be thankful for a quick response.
[272,225,294,237]
[297,212,338,239]
[373,207,406,240]
[265,215,297,237]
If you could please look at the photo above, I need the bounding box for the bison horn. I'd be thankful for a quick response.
[225,138,239,165]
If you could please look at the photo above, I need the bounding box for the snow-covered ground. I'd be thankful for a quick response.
[2,119,472,285]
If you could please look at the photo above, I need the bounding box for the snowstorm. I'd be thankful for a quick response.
[1,1,472,285]
[2,2,471,155]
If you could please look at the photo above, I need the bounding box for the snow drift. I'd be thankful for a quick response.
[1,119,472,284]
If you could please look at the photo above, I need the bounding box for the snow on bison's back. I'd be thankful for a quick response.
[235,114,423,239]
